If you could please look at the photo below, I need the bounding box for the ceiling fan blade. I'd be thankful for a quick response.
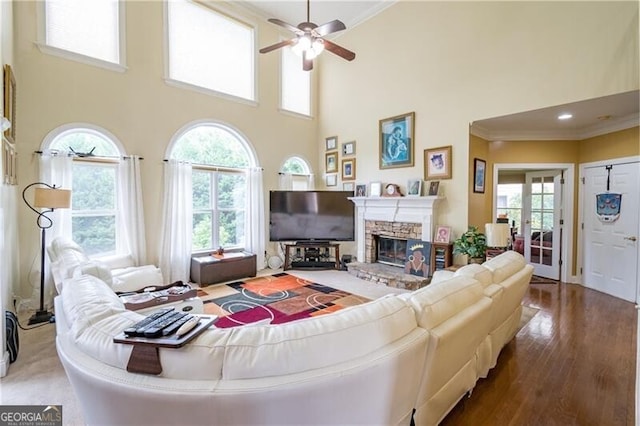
[302,51,313,71]
[313,20,346,37]
[268,18,304,35]
[323,39,356,62]
[259,38,296,54]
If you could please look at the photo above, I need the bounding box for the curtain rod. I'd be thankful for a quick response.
[163,159,263,171]
[34,151,144,160]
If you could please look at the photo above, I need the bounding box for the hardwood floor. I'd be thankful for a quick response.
[441,282,637,426]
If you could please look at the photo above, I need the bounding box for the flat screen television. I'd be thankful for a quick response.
[269,191,355,242]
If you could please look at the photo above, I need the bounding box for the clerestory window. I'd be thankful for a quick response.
[166,0,255,102]
[40,0,125,70]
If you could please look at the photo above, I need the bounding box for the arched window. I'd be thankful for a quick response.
[43,126,126,256]
[168,122,258,251]
[279,156,313,190]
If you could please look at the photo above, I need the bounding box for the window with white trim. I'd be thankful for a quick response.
[280,156,313,190]
[43,0,122,66]
[281,47,311,116]
[170,124,255,251]
[167,0,255,101]
[47,129,122,256]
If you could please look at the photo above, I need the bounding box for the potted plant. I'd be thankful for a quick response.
[453,226,487,264]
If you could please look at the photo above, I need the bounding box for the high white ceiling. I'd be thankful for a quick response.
[237,0,393,30]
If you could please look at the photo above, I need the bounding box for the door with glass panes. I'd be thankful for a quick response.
[523,171,562,279]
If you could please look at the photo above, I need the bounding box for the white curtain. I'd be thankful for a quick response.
[38,151,73,308]
[159,160,192,283]
[306,173,315,189]
[279,172,292,190]
[118,155,146,265]
[245,167,265,270]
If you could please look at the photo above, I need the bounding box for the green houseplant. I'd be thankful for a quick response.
[453,226,487,263]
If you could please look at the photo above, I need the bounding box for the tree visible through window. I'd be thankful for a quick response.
[49,129,121,256]
[170,124,254,251]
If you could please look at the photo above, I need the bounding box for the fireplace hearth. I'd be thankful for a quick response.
[347,196,443,290]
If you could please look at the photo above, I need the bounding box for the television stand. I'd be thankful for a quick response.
[284,242,340,271]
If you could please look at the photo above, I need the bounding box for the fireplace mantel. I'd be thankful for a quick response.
[349,196,444,262]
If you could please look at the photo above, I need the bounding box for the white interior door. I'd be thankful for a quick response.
[582,161,639,303]
[523,171,562,279]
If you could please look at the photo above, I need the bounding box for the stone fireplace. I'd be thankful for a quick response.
[347,196,443,290]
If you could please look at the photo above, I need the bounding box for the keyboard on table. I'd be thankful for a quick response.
[123,308,195,338]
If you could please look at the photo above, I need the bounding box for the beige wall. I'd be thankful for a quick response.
[14,1,320,295]
[468,133,490,229]
[579,127,639,163]
[318,1,639,243]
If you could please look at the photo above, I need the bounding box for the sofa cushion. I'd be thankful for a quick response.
[453,264,493,287]
[483,251,527,283]
[405,276,485,330]
[221,295,418,380]
[61,275,127,337]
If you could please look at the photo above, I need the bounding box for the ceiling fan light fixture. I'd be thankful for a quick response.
[291,36,324,60]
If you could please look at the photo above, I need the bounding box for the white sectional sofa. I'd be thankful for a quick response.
[54,251,533,426]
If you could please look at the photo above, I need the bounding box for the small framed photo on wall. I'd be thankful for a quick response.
[424,145,452,180]
[342,158,356,181]
[325,152,338,173]
[342,141,356,156]
[326,174,337,187]
[325,136,337,151]
[473,158,486,193]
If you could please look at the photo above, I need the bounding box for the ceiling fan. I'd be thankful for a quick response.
[258,0,356,71]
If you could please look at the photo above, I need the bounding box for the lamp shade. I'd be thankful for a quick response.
[485,223,510,248]
[34,188,71,209]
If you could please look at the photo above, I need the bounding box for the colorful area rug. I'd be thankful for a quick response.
[197,273,370,328]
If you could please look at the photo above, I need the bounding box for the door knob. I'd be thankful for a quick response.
[624,236,637,242]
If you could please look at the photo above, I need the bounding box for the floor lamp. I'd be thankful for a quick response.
[23,182,71,325]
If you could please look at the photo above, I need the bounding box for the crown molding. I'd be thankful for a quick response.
[470,112,639,141]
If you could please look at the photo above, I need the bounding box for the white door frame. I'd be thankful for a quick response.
[577,155,640,301]
[493,163,575,283]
